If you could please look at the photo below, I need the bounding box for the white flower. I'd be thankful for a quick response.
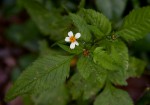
[65,31,81,49]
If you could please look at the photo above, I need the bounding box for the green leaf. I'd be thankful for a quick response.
[77,56,93,79]
[109,56,146,86]
[68,73,104,100]
[22,95,34,105]
[78,0,85,9]
[39,40,65,55]
[58,43,83,54]
[81,9,112,38]
[126,57,146,78]
[108,69,127,85]
[20,0,70,41]
[95,0,127,21]
[88,25,105,39]
[69,13,92,42]
[116,6,150,41]
[5,54,72,101]
[77,55,107,82]
[94,83,133,105]
[68,73,83,99]
[93,40,128,71]
[33,85,69,105]
[132,33,150,52]
[93,40,129,85]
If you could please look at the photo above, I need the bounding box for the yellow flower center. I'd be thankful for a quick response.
[70,36,76,43]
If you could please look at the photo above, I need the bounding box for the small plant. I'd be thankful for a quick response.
[5,0,150,105]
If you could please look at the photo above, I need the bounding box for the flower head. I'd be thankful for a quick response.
[65,31,81,49]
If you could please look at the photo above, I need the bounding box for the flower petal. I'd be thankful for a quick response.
[70,42,76,49]
[65,37,70,42]
[75,33,81,39]
[75,41,79,46]
[68,31,73,37]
